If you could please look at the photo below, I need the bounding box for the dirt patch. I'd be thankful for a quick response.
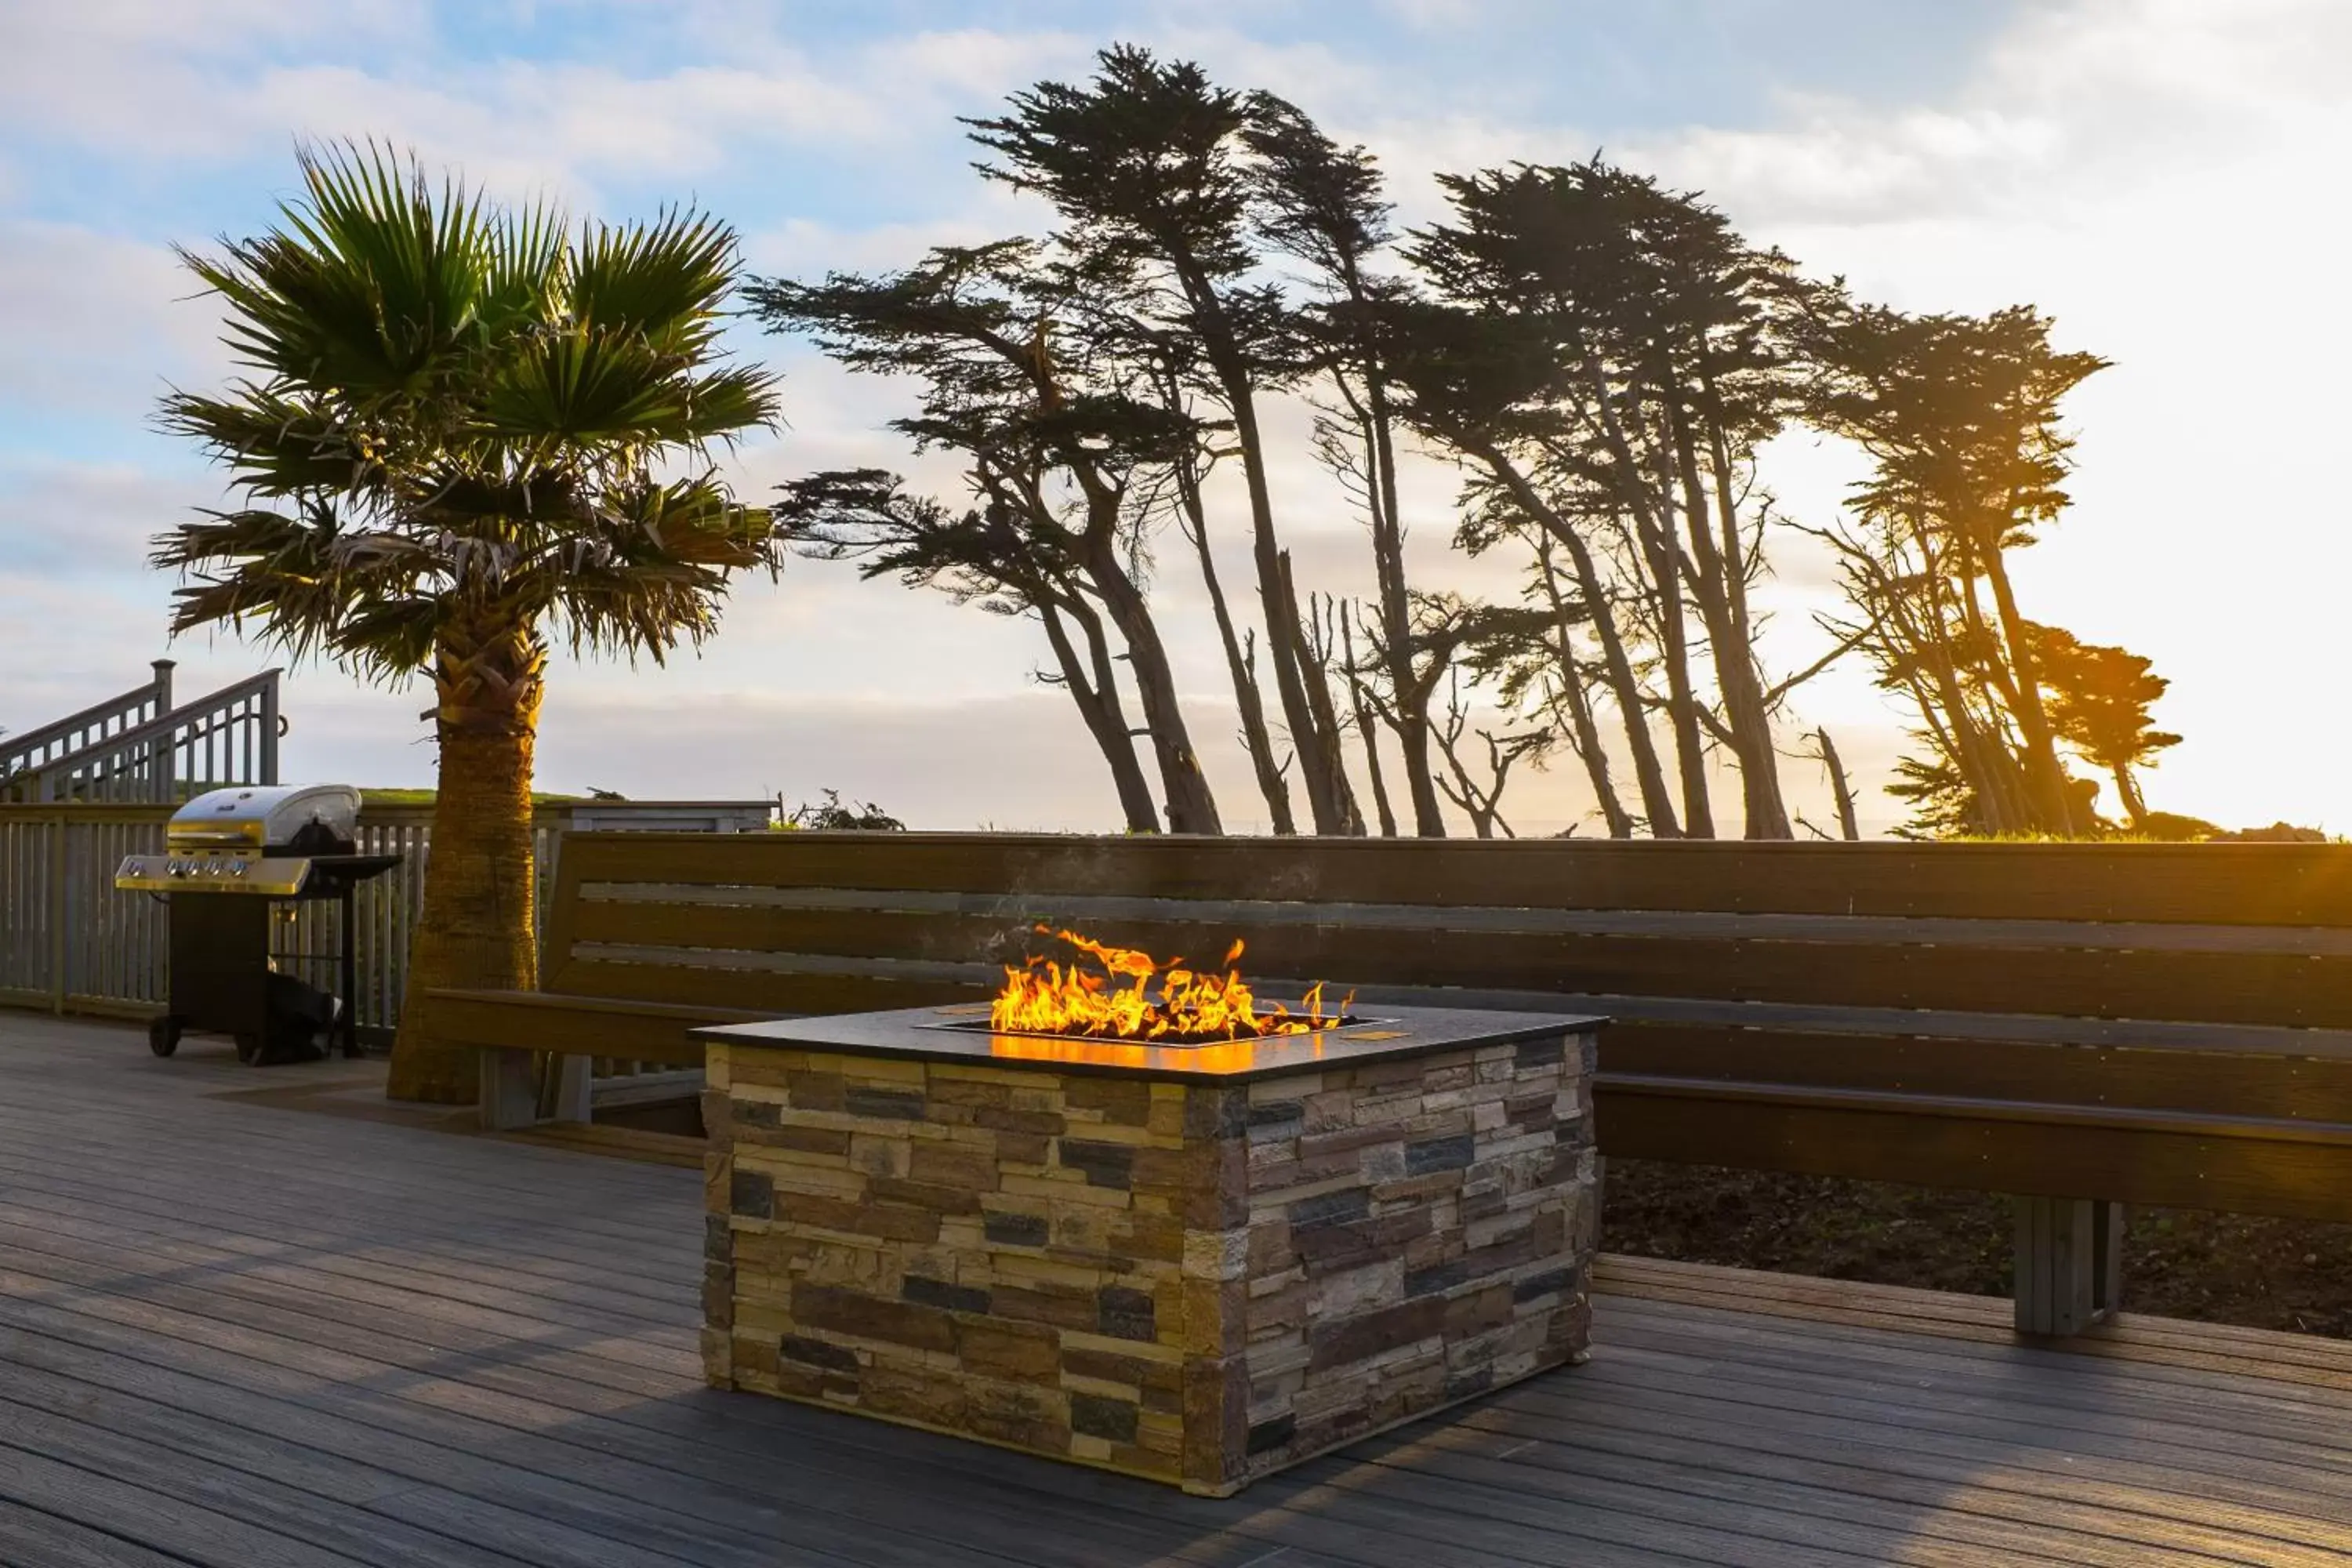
[1602,1159,2352,1339]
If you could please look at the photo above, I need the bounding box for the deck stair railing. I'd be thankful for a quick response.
[3,666,281,804]
[0,660,180,786]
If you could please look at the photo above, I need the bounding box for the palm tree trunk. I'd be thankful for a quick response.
[390,627,544,1105]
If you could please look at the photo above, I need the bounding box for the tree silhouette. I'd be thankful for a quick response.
[1802,300,2109,837]
[772,469,1162,833]
[1245,93,1446,836]
[1381,290,1688,835]
[1406,160,1813,838]
[2028,624,2180,831]
[751,242,1221,833]
[967,47,1361,835]
[744,42,2178,846]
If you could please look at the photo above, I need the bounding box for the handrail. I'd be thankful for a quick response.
[15,670,281,804]
[0,661,175,778]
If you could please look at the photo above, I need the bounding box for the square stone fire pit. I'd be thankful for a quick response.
[693,1003,1602,1496]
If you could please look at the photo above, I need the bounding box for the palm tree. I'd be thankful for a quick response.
[155,145,781,1103]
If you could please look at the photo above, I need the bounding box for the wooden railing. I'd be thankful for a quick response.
[6,671,282,804]
[0,799,772,1044]
[0,660,180,786]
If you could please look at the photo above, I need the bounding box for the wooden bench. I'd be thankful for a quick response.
[431,830,2352,1336]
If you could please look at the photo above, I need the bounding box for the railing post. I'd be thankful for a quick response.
[2013,1195,2123,1336]
[259,673,281,786]
[46,814,67,1014]
[149,659,176,799]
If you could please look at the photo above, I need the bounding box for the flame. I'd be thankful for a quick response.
[990,926,1349,1043]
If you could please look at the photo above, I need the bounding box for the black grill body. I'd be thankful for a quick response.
[115,786,401,1064]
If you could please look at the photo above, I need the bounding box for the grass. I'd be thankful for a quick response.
[361,788,588,807]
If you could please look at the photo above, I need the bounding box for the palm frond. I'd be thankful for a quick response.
[477,330,779,452]
[156,386,392,500]
[484,194,568,333]
[568,207,739,351]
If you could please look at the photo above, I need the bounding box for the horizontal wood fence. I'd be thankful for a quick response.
[0,800,771,1043]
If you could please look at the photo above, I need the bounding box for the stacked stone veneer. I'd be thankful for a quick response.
[702,1026,1598,1496]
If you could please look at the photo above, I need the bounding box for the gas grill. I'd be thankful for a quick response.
[114,785,401,1063]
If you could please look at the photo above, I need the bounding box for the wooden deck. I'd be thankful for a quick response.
[5,1016,2352,1567]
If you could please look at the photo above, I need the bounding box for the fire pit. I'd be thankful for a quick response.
[693,931,1602,1496]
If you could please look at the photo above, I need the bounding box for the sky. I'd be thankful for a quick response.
[0,0,2344,836]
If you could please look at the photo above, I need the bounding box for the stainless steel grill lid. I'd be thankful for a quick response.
[114,784,367,896]
[166,784,361,849]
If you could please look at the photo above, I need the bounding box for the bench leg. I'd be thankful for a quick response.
[480,1046,540,1131]
[2013,1196,2122,1336]
[543,1052,593,1125]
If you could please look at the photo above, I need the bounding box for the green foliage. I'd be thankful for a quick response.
[965,45,1256,283]
[1805,303,2108,557]
[780,789,906,831]
[358,788,586,806]
[2027,622,2180,823]
[1797,303,2122,838]
[153,142,782,687]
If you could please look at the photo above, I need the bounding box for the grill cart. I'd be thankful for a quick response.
[114,785,401,1064]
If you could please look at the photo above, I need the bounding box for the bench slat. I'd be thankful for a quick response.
[545,956,985,1016]
[560,899,2352,1032]
[430,988,753,1067]
[579,881,2352,957]
[1597,1076,2352,1218]
[557,832,2352,926]
[1607,1021,2352,1122]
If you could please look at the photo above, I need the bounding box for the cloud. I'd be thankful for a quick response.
[742,208,1029,278]
[0,5,1085,207]
[0,221,225,417]
[0,2,424,160]
[1626,0,2352,233]
[0,461,210,578]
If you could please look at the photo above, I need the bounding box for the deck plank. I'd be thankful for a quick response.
[6,1011,2352,1567]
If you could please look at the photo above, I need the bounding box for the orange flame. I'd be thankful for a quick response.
[991,926,1350,1043]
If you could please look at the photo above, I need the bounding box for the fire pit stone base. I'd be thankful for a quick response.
[700,1009,1598,1495]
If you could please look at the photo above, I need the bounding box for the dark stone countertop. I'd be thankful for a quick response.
[694,1003,1606,1083]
